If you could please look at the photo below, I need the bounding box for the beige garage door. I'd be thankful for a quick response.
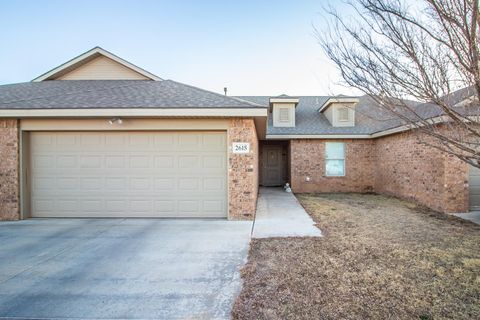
[29,131,227,218]
[470,164,480,211]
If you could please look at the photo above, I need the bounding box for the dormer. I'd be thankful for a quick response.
[318,97,359,127]
[269,95,299,127]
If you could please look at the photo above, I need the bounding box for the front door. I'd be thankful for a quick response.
[261,145,285,186]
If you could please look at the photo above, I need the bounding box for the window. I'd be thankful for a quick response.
[278,107,290,122]
[273,105,295,127]
[325,142,345,176]
[338,107,349,122]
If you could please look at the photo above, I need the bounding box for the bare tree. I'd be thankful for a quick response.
[317,0,480,168]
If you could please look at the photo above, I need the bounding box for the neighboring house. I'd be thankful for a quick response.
[0,47,478,221]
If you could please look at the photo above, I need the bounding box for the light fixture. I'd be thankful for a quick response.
[108,117,123,125]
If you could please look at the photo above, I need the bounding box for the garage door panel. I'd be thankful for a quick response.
[30,134,53,146]
[80,134,102,145]
[203,133,225,146]
[154,156,174,168]
[203,155,225,169]
[33,177,225,196]
[33,156,54,168]
[30,131,227,218]
[57,155,77,168]
[178,156,200,169]
[155,200,175,213]
[106,200,126,212]
[470,165,480,210]
[57,178,78,190]
[81,200,104,212]
[56,199,79,212]
[128,134,150,146]
[105,133,127,145]
[105,156,125,168]
[56,134,76,145]
[470,175,480,184]
[178,133,200,146]
[471,185,480,193]
[32,199,53,213]
[203,200,224,213]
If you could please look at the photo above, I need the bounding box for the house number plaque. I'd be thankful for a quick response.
[232,142,250,154]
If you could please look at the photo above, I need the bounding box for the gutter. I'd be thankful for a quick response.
[267,115,479,140]
[0,108,268,118]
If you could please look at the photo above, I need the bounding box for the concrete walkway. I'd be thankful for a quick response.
[454,211,480,225]
[252,187,322,238]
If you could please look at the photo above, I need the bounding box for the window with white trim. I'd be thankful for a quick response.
[338,107,349,122]
[278,107,290,122]
[325,142,345,176]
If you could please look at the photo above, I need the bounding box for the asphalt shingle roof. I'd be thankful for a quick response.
[237,95,409,135]
[238,90,478,136]
[0,80,263,109]
[0,79,475,136]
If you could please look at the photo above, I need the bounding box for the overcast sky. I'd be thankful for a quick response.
[0,0,358,96]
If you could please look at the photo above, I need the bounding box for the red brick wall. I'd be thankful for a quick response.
[0,119,20,220]
[0,118,259,221]
[374,130,469,213]
[227,118,258,220]
[290,139,375,193]
[442,154,469,212]
[289,132,469,213]
[0,115,468,221]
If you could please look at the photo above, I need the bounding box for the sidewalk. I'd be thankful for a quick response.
[454,211,480,225]
[252,187,322,238]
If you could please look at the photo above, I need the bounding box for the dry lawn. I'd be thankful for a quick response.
[232,194,480,320]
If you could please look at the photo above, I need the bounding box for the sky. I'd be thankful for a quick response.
[0,0,358,96]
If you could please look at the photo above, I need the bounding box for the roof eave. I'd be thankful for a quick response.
[269,98,300,104]
[0,107,268,118]
[318,97,360,112]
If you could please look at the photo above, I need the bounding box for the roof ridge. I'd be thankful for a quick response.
[164,80,265,108]
[234,95,345,98]
[0,81,150,106]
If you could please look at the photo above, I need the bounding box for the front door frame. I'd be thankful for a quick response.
[259,140,289,187]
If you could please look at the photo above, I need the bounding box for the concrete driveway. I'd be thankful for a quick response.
[0,219,252,319]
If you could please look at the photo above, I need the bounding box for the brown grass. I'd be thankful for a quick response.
[232,193,480,320]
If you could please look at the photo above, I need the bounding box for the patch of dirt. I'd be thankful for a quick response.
[232,193,480,320]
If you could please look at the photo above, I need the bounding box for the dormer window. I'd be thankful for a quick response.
[269,95,299,128]
[278,107,290,123]
[318,97,358,127]
[338,107,350,122]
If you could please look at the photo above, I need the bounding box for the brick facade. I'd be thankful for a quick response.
[289,131,469,213]
[290,139,375,193]
[0,118,259,221]
[0,115,468,220]
[374,130,469,213]
[227,118,258,220]
[0,119,20,220]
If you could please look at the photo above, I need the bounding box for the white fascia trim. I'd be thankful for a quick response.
[269,98,300,104]
[0,108,268,118]
[266,134,371,139]
[318,98,359,113]
[32,47,162,82]
[370,125,414,138]
[265,114,480,139]
[370,115,449,138]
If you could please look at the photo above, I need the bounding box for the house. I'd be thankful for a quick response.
[0,47,478,221]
